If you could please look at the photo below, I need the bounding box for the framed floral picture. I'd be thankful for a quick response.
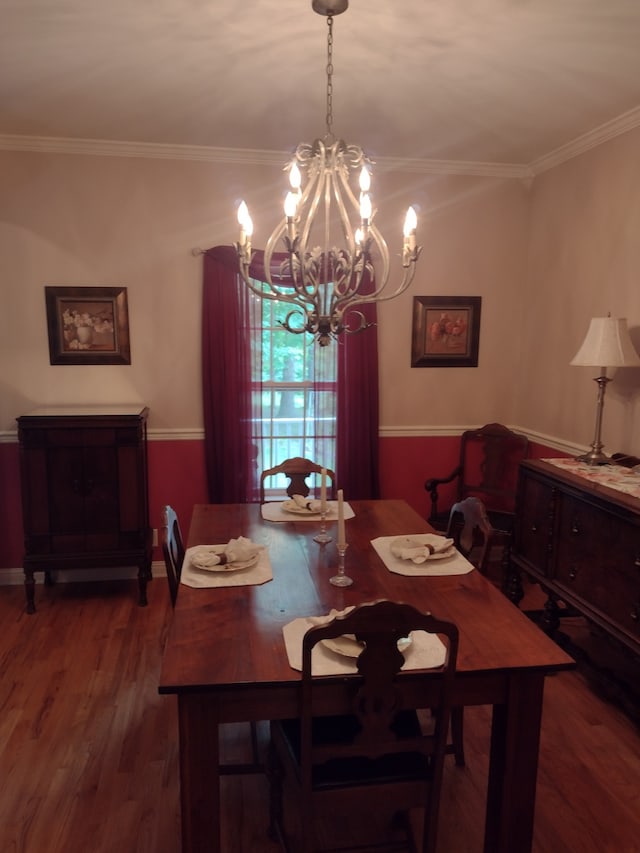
[411,295,481,367]
[45,286,131,365]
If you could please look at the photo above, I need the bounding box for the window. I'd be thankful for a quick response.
[202,246,379,504]
[250,283,337,496]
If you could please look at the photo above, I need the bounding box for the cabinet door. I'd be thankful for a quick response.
[555,494,640,643]
[47,429,120,552]
[515,473,556,578]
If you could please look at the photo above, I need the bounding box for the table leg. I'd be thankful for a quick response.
[178,694,221,853]
[484,671,545,853]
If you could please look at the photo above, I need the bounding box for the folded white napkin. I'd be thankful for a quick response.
[306,606,355,627]
[291,494,323,512]
[191,536,261,569]
[390,535,454,564]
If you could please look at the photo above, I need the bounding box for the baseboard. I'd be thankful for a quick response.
[0,561,166,586]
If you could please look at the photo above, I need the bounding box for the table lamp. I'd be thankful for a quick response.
[570,315,640,465]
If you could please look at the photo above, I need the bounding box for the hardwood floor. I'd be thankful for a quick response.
[1,575,639,853]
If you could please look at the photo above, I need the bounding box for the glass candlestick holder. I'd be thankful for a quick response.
[330,544,353,587]
[313,507,332,544]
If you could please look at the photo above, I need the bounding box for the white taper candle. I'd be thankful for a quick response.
[337,489,346,550]
[320,468,327,512]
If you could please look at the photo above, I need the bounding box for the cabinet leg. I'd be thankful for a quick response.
[503,552,524,605]
[137,564,150,607]
[542,595,561,635]
[24,571,36,614]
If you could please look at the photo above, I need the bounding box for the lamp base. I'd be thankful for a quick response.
[575,449,610,466]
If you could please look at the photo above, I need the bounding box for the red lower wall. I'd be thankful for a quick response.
[0,434,565,570]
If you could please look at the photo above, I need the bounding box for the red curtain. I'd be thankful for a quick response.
[202,246,257,503]
[202,247,379,502]
[336,292,380,499]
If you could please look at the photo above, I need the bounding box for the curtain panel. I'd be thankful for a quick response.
[202,246,380,502]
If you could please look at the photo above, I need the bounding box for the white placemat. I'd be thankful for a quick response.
[261,500,356,522]
[282,614,446,675]
[180,544,272,588]
[371,534,475,577]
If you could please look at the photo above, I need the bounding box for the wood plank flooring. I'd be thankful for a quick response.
[1,575,639,853]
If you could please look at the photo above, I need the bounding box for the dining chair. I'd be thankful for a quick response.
[259,457,336,504]
[160,505,185,607]
[159,505,263,775]
[424,422,529,533]
[268,600,458,853]
[446,495,511,578]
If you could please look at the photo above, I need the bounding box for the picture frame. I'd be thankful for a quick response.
[411,295,481,367]
[45,286,131,365]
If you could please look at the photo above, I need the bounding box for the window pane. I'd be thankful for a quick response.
[251,278,337,495]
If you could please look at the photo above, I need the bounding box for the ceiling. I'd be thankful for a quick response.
[2,0,640,171]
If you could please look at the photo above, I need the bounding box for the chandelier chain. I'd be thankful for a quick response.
[325,15,334,142]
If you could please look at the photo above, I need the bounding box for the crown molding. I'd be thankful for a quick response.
[0,133,529,179]
[530,106,640,175]
[1,106,639,178]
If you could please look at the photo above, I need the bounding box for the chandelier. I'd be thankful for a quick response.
[234,0,422,346]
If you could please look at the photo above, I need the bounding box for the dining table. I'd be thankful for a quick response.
[158,499,575,853]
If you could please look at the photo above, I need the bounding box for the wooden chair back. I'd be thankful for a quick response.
[446,495,509,576]
[159,505,185,607]
[426,422,529,528]
[271,599,458,853]
[259,457,336,504]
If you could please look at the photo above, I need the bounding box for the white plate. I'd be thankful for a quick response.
[281,500,323,515]
[321,634,412,659]
[190,545,260,573]
[390,536,456,561]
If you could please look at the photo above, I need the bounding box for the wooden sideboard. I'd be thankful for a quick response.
[17,406,152,613]
[512,459,640,656]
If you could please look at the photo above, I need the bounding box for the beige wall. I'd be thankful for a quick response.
[517,126,640,456]
[1,132,639,456]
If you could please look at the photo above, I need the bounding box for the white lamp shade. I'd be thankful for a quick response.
[570,317,640,368]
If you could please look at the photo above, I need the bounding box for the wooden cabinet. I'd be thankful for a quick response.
[17,406,152,613]
[512,459,640,655]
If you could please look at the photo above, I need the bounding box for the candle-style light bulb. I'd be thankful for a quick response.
[402,206,417,263]
[284,191,298,218]
[359,166,371,193]
[289,162,302,191]
[403,205,417,239]
[360,192,372,221]
[237,201,253,247]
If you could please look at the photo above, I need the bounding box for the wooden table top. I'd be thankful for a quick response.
[159,500,573,696]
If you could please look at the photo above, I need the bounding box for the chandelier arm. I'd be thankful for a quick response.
[236,248,318,326]
[264,217,319,310]
[340,246,422,309]
[341,310,373,335]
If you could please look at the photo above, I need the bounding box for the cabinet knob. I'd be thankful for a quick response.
[571,521,580,535]
[530,523,538,533]
[631,607,639,623]
[569,566,578,580]
[635,557,640,568]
